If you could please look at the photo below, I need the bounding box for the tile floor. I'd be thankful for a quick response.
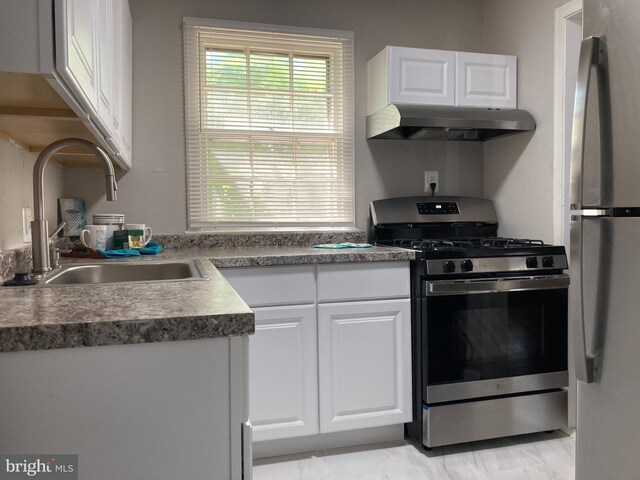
[253,430,575,480]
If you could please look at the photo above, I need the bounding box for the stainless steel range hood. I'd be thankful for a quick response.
[366,104,536,141]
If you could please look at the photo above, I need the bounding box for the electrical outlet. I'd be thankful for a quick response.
[22,207,32,243]
[424,171,439,194]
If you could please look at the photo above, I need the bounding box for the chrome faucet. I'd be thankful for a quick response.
[31,138,118,276]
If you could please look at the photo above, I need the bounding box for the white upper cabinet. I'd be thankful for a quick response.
[367,46,455,115]
[55,0,100,116]
[96,0,116,135]
[367,46,518,113]
[55,0,133,168]
[0,0,132,170]
[455,52,517,108]
[116,0,133,165]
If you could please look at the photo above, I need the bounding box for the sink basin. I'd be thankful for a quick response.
[43,259,210,286]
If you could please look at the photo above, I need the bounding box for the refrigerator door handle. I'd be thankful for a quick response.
[570,36,604,210]
[570,216,598,384]
[570,36,607,385]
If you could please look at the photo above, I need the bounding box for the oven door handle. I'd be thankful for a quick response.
[426,275,570,296]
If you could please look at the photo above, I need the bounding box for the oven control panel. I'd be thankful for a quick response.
[426,255,569,276]
[417,202,460,215]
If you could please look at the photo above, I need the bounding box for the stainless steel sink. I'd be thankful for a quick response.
[42,259,210,286]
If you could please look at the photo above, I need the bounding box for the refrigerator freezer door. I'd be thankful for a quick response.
[573,217,640,480]
[581,0,640,207]
[570,36,608,210]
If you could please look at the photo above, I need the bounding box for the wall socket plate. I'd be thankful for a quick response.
[22,207,32,243]
[424,171,439,193]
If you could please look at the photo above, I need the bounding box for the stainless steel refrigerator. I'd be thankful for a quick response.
[571,1,640,479]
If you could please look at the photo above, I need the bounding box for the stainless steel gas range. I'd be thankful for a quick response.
[370,196,569,448]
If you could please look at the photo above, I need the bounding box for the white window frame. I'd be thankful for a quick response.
[183,18,355,232]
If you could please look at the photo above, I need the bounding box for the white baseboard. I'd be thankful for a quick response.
[253,424,404,459]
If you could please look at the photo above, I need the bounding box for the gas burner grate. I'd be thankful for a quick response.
[475,237,545,248]
[390,237,545,251]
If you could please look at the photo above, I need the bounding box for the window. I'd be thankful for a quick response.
[183,19,354,230]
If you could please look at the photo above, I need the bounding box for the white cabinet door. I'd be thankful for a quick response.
[318,299,412,433]
[55,0,99,115]
[389,47,455,107]
[368,46,455,114]
[455,52,517,108]
[250,305,318,441]
[117,0,132,166]
[96,0,116,141]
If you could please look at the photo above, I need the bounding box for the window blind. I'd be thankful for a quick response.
[183,19,355,230]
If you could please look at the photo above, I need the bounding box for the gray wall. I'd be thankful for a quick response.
[64,0,485,233]
[482,0,569,242]
[0,138,63,252]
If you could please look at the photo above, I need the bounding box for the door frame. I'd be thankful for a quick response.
[553,0,583,246]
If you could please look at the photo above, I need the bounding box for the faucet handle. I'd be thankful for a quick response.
[49,221,66,239]
[48,222,69,270]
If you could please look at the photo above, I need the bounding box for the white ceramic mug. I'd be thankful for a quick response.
[125,224,153,246]
[93,214,125,249]
[80,225,108,251]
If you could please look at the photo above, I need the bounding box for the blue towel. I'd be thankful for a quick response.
[96,248,140,258]
[313,242,373,249]
[97,242,163,258]
[139,242,163,255]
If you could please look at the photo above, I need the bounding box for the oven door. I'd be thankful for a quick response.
[423,275,569,404]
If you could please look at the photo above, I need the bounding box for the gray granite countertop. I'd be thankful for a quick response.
[0,231,412,353]
[159,245,414,267]
[0,260,253,353]
[152,232,413,266]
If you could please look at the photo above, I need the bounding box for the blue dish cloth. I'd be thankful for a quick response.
[139,242,163,255]
[96,248,140,258]
[313,242,373,249]
[97,242,163,258]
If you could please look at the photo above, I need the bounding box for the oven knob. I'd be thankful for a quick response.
[461,259,474,272]
[442,261,456,273]
[526,257,538,268]
[542,256,555,268]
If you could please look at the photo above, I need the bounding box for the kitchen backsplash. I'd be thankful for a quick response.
[0,138,64,252]
[0,245,33,283]
[154,231,367,249]
[0,238,72,283]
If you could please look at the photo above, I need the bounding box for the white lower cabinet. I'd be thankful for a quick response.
[0,337,250,480]
[250,305,319,441]
[221,261,412,445]
[318,299,412,432]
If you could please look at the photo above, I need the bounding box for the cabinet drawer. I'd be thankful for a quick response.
[317,262,409,302]
[221,265,315,308]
